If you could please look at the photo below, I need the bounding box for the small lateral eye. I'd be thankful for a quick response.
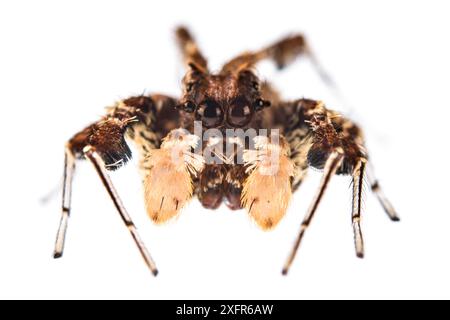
[252,81,259,90]
[253,98,271,111]
[178,100,196,113]
[186,82,195,92]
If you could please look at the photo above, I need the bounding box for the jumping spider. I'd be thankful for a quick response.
[54,27,399,276]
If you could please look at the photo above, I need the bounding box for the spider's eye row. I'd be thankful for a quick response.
[196,99,224,128]
[253,98,271,111]
[227,97,253,127]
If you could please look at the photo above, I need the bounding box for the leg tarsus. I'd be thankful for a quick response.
[83,146,158,276]
[282,150,344,275]
[366,165,400,222]
[352,159,366,259]
[53,146,76,259]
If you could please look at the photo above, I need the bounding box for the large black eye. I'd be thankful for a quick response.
[227,97,253,127]
[196,99,224,128]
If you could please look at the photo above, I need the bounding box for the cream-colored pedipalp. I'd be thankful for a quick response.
[142,129,204,223]
[242,136,294,230]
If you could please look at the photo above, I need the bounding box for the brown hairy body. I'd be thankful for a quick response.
[53,27,399,276]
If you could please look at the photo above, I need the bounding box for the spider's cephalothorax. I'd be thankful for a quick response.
[53,27,399,277]
[178,66,270,131]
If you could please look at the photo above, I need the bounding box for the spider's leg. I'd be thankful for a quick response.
[282,150,344,275]
[366,165,400,222]
[278,98,399,273]
[221,33,335,88]
[52,94,179,275]
[83,146,158,276]
[221,34,306,74]
[352,159,366,258]
[53,147,76,258]
[176,26,208,73]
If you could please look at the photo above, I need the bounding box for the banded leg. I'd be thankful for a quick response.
[84,146,158,276]
[221,33,335,88]
[279,98,399,274]
[52,94,177,275]
[53,147,76,258]
[352,159,366,258]
[282,150,344,275]
[176,26,208,73]
[221,35,306,73]
[367,165,400,222]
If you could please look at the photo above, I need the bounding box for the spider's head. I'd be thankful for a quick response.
[178,64,271,129]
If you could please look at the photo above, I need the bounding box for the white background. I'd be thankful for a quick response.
[0,0,449,299]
